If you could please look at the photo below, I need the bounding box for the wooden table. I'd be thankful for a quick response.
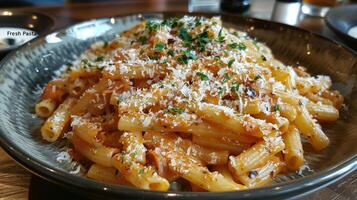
[0,0,356,199]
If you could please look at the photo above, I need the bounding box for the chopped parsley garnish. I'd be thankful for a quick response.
[194,17,202,26]
[261,55,267,61]
[138,36,147,45]
[223,73,231,83]
[81,59,92,67]
[224,50,229,56]
[214,55,221,60]
[178,27,192,46]
[161,18,178,28]
[154,42,166,51]
[177,50,197,64]
[138,168,145,175]
[228,59,235,67]
[196,29,210,52]
[231,82,240,92]
[146,21,160,33]
[197,72,209,81]
[217,28,225,43]
[228,42,247,50]
[273,104,279,111]
[166,107,185,114]
[232,31,239,37]
[95,56,104,62]
[218,86,225,96]
[167,49,175,56]
[254,74,262,81]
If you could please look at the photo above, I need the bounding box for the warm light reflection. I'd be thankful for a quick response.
[2,11,13,16]
[32,15,38,20]
[28,24,34,28]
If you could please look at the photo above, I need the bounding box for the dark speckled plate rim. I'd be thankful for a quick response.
[0,12,356,199]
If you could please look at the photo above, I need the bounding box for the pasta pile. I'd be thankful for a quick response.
[35,16,344,191]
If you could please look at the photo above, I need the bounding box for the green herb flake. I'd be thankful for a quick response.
[178,27,192,45]
[161,18,178,28]
[231,82,240,92]
[217,28,225,43]
[228,42,246,50]
[238,43,247,50]
[261,55,267,61]
[194,17,202,26]
[223,73,231,83]
[177,50,197,64]
[224,50,229,56]
[138,36,147,45]
[81,59,92,67]
[273,104,280,112]
[146,21,160,33]
[218,86,225,96]
[95,56,104,62]
[197,72,209,81]
[214,55,221,60]
[177,56,188,64]
[166,107,185,114]
[138,168,145,175]
[154,42,166,51]
[254,74,262,81]
[167,49,175,57]
[196,29,210,52]
[228,59,235,67]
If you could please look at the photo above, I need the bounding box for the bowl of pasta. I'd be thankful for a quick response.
[0,12,356,200]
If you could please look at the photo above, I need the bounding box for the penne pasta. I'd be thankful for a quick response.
[35,16,343,191]
[41,98,76,142]
[283,126,304,171]
[71,134,119,167]
[35,99,57,118]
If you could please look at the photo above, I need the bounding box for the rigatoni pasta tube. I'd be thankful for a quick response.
[235,156,283,188]
[87,164,122,184]
[71,134,119,167]
[111,153,170,191]
[41,98,76,142]
[228,136,285,177]
[35,99,57,118]
[282,125,304,171]
[294,107,329,150]
[166,150,246,191]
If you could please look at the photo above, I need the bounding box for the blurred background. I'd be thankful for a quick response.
[0,0,356,56]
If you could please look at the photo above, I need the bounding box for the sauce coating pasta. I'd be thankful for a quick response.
[36,16,344,191]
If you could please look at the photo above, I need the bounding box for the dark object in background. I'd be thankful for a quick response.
[325,5,357,51]
[271,0,301,26]
[0,0,64,8]
[0,11,54,58]
[220,0,250,13]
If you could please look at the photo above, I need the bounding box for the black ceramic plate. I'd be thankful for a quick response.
[0,13,356,200]
[325,5,357,51]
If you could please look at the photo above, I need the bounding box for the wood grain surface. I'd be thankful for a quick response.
[0,0,356,199]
